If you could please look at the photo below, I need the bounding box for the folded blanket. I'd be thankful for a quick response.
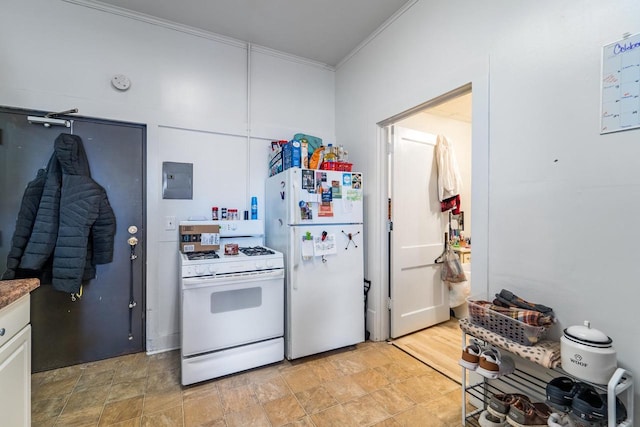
[471,300,555,327]
[494,289,554,315]
[459,318,561,368]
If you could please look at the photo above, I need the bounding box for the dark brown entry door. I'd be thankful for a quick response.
[0,107,145,372]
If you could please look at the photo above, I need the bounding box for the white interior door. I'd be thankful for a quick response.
[389,126,449,338]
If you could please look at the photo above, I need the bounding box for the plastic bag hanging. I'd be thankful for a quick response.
[441,246,467,283]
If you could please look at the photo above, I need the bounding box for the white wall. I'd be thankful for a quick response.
[0,0,335,352]
[335,0,491,344]
[336,0,639,419]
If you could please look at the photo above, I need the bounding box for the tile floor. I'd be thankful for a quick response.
[31,341,466,427]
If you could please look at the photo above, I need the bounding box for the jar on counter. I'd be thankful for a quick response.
[211,207,219,220]
[221,207,228,220]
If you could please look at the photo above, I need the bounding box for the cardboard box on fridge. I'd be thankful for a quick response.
[179,224,220,253]
[268,140,286,176]
[268,150,283,176]
[283,140,301,170]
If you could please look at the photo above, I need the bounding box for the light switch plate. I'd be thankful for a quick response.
[165,216,176,230]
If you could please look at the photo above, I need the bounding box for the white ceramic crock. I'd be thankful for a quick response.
[560,320,617,384]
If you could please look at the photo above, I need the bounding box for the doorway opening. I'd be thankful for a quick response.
[381,84,472,382]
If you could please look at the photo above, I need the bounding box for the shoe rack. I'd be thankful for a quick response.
[460,329,634,426]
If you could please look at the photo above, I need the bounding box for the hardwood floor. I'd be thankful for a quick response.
[391,317,464,384]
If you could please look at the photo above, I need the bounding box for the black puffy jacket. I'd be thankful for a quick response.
[1,168,47,280]
[6,133,116,293]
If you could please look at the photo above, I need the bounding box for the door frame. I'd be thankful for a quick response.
[0,105,148,365]
[372,80,489,341]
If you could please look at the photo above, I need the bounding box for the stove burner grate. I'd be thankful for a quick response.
[239,246,276,256]
[186,251,220,260]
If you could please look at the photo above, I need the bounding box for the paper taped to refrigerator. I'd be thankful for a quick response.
[301,239,314,260]
[314,234,337,256]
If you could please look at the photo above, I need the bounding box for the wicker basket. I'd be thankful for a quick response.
[467,298,548,346]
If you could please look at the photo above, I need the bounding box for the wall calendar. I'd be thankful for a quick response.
[601,32,640,134]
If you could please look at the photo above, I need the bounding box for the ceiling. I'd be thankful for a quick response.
[424,93,472,123]
[92,0,413,67]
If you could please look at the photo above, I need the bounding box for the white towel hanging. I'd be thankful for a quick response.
[434,134,462,202]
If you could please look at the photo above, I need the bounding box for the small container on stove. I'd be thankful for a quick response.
[224,243,239,255]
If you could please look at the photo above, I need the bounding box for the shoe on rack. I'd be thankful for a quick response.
[479,409,509,427]
[476,348,515,379]
[459,339,483,370]
[488,393,530,419]
[547,412,575,427]
[545,376,578,412]
[506,400,552,427]
[569,385,606,426]
[569,386,627,427]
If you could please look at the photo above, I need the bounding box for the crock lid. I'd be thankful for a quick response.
[563,320,612,347]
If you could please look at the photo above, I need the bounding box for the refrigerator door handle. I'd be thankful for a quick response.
[292,227,299,289]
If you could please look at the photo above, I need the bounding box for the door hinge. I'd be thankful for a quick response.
[387,221,393,232]
[387,297,392,310]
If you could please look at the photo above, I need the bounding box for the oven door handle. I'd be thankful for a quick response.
[182,270,284,288]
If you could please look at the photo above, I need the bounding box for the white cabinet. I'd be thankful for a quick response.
[0,295,31,427]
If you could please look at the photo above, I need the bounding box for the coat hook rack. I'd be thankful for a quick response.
[45,108,78,118]
[27,108,78,129]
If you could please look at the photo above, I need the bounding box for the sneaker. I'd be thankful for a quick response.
[506,400,552,427]
[570,386,606,426]
[546,377,578,412]
[488,393,530,419]
[459,339,483,370]
[479,409,509,427]
[476,348,515,379]
[569,387,627,427]
[547,412,575,427]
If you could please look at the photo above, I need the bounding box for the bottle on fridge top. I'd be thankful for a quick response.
[251,196,258,220]
[324,144,337,162]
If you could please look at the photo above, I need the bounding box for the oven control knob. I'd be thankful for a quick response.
[265,260,274,268]
[255,261,265,269]
[207,265,216,274]
[184,267,194,277]
[195,265,204,275]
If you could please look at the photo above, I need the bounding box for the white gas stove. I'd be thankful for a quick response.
[180,246,284,278]
[179,220,285,385]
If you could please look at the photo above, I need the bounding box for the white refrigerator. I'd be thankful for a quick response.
[266,168,364,359]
